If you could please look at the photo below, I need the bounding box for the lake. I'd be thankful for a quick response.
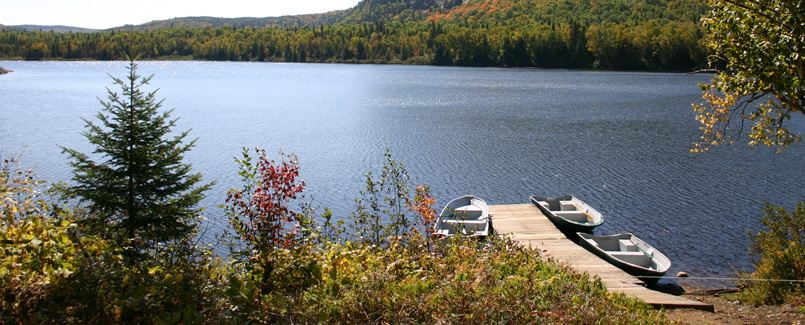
[1,60,803,284]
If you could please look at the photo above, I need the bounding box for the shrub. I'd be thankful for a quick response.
[1,154,87,322]
[348,150,435,248]
[222,147,320,301]
[1,154,227,323]
[739,201,805,305]
[263,237,670,324]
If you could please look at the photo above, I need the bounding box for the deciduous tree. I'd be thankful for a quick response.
[693,0,804,152]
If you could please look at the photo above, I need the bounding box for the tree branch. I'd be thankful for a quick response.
[720,0,785,27]
[686,69,719,75]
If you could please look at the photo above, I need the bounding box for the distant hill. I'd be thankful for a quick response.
[123,0,463,31]
[3,25,100,33]
[1,0,468,32]
[125,12,350,31]
[2,0,702,34]
[0,0,708,70]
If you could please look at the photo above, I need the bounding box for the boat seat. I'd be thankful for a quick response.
[445,219,486,225]
[453,205,483,219]
[619,239,638,252]
[553,211,589,222]
[608,251,645,256]
[609,251,651,266]
[560,201,576,211]
[546,198,561,211]
[442,220,486,236]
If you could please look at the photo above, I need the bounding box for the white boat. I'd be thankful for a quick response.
[530,195,604,233]
[577,232,671,281]
[434,195,491,238]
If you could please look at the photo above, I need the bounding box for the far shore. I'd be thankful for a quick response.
[0,59,707,74]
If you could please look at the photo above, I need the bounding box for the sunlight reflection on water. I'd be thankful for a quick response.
[2,60,803,282]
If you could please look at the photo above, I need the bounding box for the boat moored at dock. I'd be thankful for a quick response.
[530,195,604,233]
[434,195,491,238]
[577,232,672,281]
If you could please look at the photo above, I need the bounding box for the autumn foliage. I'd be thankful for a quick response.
[223,148,312,294]
[226,148,306,251]
[2,150,675,323]
[693,0,804,152]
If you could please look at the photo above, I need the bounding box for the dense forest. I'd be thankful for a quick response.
[0,0,708,70]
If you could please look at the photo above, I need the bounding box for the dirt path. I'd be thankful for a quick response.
[664,288,805,324]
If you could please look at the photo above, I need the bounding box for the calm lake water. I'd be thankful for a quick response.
[2,60,803,284]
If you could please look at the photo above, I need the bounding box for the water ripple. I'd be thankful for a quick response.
[2,61,803,282]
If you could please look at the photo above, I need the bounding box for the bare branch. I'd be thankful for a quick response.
[686,69,719,75]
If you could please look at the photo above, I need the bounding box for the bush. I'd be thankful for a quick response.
[53,241,229,323]
[3,149,675,323]
[251,237,669,324]
[1,154,228,323]
[216,149,667,323]
[0,154,97,322]
[348,150,435,248]
[738,202,805,305]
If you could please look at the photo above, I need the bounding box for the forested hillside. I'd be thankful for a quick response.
[0,0,708,70]
[1,25,100,33]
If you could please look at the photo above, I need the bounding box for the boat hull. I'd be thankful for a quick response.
[577,232,671,279]
[434,195,491,238]
[530,195,604,233]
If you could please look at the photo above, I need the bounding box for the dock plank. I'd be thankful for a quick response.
[490,204,713,311]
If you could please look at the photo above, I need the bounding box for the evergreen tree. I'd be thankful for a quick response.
[60,55,212,250]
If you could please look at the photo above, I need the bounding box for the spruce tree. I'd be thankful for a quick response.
[61,55,212,249]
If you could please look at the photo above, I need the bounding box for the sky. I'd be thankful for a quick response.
[1,0,362,30]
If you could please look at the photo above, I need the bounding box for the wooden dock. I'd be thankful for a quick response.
[490,203,714,311]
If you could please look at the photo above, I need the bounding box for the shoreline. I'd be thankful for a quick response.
[666,284,805,324]
[0,58,705,74]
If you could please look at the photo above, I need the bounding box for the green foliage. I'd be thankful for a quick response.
[59,55,212,252]
[1,154,84,320]
[349,150,425,246]
[38,241,229,323]
[2,154,228,323]
[0,0,707,70]
[738,202,805,305]
[693,0,804,152]
[254,238,670,323]
[3,149,676,323]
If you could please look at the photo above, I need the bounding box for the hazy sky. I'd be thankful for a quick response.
[1,0,362,29]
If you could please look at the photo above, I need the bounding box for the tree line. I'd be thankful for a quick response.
[0,0,709,70]
[0,18,705,70]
